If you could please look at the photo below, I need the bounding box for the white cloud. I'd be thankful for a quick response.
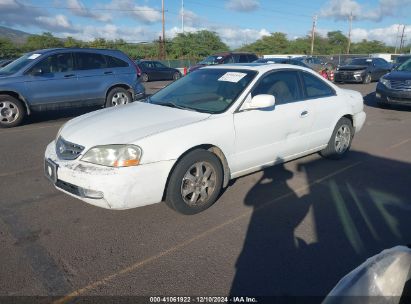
[320,0,411,21]
[181,9,205,28]
[66,0,111,22]
[105,0,162,23]
[351,24,411,45]
[36,14,72,31]
[226,0,260,12]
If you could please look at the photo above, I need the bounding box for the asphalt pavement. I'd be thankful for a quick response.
[1,81,411,301]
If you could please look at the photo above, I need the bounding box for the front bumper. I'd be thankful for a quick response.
[334,71,365,83]
[45,141,175,210]
[353,111,366,133]
[376,83,411,106]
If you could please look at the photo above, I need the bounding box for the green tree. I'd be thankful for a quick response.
[0,38,19,58]
[64,36,83,48]
[24,32,64,50]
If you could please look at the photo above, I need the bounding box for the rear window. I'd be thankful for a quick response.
[301,72,335,98]
[75,53,107,70]
[106,55,129,68]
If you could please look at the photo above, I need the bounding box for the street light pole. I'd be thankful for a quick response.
[162,0,166,59]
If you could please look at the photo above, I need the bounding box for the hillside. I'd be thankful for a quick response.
[0,26,32,44]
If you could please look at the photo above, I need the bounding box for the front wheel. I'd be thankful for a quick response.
[0,95,26,128]
[165,150,223,215]
[105,87,132,107]
[363,73,372,84]
[320,117,354,159]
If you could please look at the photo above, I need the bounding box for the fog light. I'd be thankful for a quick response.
[79,188,104,199]
[376,93,381,99]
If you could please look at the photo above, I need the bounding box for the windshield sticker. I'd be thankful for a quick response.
[217,56,223,59]
[366,58,372,62]
[218,72,247,83]
[28,54,41,60]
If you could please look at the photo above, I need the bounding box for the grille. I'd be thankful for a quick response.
[56,136,84,160]
[389,80,411,91]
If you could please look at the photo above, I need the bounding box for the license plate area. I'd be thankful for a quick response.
[45,158,58,184]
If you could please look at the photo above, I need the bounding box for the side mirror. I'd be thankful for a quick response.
[31,68,43,76]
[243,94,276,110]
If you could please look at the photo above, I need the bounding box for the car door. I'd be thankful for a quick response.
[24,52,79,108]
[231,70,315,174]
[298,71,341,149]
[73,52,115,106]
[154,61,172,80]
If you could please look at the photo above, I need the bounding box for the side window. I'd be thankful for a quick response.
[232,54,241,63]
[30,53,73,74]
[106,55,129,68]
[75,53,107,70]
[301,72,335,98]
[247,54,258,62]
[154,62,166,68]
[223,56,234,64]
[239,55,249,63]
[251,70,301,105]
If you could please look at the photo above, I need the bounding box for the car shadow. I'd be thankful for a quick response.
[24,106,101,125]
[230,151,411,298]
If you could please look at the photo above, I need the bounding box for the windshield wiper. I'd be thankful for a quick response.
[157,101,200,112]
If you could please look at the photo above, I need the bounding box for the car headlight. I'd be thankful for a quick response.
[379,77,391,88]
[81,145,142,167]
[56,124,65,141]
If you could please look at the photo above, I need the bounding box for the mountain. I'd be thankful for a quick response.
[0,26,32,44]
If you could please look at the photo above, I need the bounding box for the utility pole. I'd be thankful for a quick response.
[346,12,353,54]
[161,0,166,59]
[181,0,184,33]
[399,25,406,53]
[310,15,317,56]
[394,24,401,54]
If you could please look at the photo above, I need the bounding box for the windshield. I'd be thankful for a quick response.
[350,58,371,65]
[397,59,411,72]
[0,53,42,75]
[149,68,257,114]
[199,55,224,65]
[395,56,411,64]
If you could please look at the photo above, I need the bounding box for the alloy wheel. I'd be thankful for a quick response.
[0,101,19,124]
[334,124,351,154]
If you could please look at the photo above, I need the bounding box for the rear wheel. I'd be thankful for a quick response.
[0,95,25,128]
[105,87,132,107]
[320,117,353,159]
[172,72,181,81]
[165,150,223,215]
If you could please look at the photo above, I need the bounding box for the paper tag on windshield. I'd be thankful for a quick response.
[217,56,223,59]
[218,72,247,83]
[28,54,41,60]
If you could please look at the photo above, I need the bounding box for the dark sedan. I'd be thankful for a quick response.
[334,57,392,84]
[376,58,411,107]
[136,60,181,82]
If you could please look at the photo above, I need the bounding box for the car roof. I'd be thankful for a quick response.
[202,63,314,73]
[27,48,123,55]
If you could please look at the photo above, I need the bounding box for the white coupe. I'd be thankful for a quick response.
[45,64,366,214]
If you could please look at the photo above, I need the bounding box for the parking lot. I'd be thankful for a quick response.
[1,81,411,300]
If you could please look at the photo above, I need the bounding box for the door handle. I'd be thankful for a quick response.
[104,71,114,75]
[64,74,75,78]
[300,110,309,117]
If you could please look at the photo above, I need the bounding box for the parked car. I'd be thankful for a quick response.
[334,57,392,84]
[376,58,411,107]
[294,56,335,71]
[392,55,411,69]
[189,52,258,73]
[0,48,145,128]
[254,58,333,80]
[45,64,366,215]
[136,60,181,82]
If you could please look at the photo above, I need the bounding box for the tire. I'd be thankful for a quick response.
[165,150,223,215]
[141,73,149,82]
[320,117,354,160]
[172,72,181,81]
[0,95,25,128]
[105,87,132,108]
[363,73,372,84]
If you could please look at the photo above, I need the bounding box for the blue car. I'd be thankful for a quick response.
[0,48,145,127]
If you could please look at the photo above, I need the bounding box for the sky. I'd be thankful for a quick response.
[0,0,411,49]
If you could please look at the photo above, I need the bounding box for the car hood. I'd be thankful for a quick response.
[337,65,368,71]
[384,70,411,81]
[60,102,211,148]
